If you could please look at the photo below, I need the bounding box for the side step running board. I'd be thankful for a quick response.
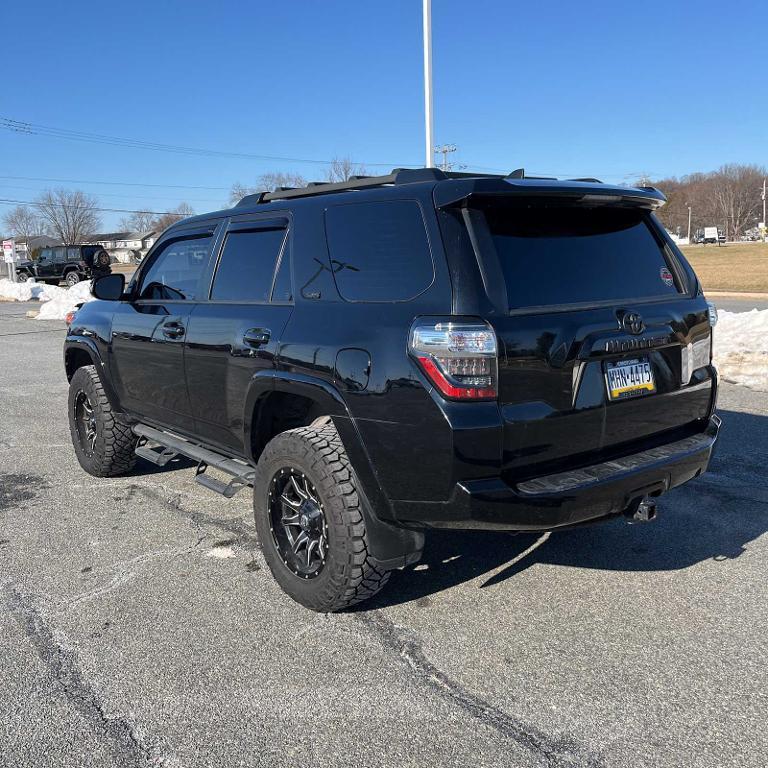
[133,424,255,498]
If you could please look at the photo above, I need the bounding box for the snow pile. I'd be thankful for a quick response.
[36,280,95,320]
[713,309,768,392]
[0,278,65,302]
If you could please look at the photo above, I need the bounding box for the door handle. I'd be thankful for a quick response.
[162,321,185,339]
[242,328,271,348]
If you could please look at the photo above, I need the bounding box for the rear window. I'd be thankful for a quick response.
[479,204,680,309]
[325,201,434,302]
[211,228,287,302]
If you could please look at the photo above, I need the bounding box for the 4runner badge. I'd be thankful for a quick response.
[660,267,674,286]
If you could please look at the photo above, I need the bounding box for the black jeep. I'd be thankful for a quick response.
[63,168,720,612]
[17,244,111,286]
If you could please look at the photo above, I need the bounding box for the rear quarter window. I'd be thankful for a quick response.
[324,200,434,302]
[480,204,681,309]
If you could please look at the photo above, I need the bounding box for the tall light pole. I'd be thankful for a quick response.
[423,0,434,168]
[686,204,692,243]
[762,178,766,242]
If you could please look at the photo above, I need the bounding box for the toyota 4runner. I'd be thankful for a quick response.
[64,168,720,612]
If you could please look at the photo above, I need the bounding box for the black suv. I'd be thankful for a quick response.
[63,168,720,612]
[17,244,111,286]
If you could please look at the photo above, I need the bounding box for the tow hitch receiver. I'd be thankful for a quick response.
[625,495,658,523]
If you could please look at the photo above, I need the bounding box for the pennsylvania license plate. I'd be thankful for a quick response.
[604,357,656,401]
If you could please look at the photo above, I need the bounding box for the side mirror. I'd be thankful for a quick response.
[92,273,126,301]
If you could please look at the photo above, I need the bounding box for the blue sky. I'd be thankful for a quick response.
[2,0,765,229]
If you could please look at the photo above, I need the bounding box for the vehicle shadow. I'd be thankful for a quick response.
[363,408,768,610]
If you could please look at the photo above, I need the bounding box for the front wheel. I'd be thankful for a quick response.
[68,365,137,477]
[253,422,390,612]
[16,271,29,283]
[65,271,80,287]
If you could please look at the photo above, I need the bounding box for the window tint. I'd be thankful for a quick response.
[138,235,211,301]
[325,201,434,302]
[67,247,80,261]
[53,247,67,263]
[211,228,286,302]
[479,205,680,309]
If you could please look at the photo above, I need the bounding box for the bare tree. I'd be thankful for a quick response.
[119,210,156,234]
[652,164,765,239]
[228,172,307,205]
[325,157,367,183]
[34,189,101,244]
[2,205,47,240]
[152,202,195,233]
[710,164,763,240]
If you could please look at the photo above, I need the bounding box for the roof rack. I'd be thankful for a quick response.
[233,167,612,208]
[235,167,507,206]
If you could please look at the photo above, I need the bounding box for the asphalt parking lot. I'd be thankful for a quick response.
[1,300,766,768]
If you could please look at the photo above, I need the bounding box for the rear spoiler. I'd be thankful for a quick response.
[433,177,666,210]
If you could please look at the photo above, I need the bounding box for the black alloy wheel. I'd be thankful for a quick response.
[74,390,97,456]
[268,468,328,579]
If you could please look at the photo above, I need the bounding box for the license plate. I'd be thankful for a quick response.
[604,357,656,401]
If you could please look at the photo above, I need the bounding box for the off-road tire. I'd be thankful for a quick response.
[65,270,80,287]
[253,423,390,612]
[16,271,29,283]
[68,365,137,477]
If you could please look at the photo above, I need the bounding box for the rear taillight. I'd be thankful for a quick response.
[65,310,77,326]
[409,320,498,400]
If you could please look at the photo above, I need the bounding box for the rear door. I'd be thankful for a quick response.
[184,214,293,454]
[448,200,715,480]
[110,223,220,433]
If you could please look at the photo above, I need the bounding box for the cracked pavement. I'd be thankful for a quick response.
[1,301,767,767]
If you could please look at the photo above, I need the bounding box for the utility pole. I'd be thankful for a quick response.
[435,144,457,171]
[762,179,766,242]
[686,204,692,243]
[423,0,434,168]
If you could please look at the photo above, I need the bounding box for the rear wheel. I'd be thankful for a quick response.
[68,365,137,477]
[253,422,390,612]
[65,271,80,287]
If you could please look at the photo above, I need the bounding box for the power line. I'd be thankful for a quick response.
[0,184,224,205]
[0,116,414,168]
[0,197,187,216]
[0,115,522,176]
[0,174,231,191]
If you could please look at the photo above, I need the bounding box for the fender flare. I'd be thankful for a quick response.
[63,337,124,413]
[244,370,424,569]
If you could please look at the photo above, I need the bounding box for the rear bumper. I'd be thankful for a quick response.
[391,415,720,531]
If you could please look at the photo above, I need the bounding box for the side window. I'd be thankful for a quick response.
[138,235,211,301]
[324,200,434,302]
[271,248,292,303]
[211,228,287,302]
[53,247,67,264]
[67,247,80,261]
[39,248,52,262]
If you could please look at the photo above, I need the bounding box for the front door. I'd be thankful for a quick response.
[110,223,220,434]
[184,214,293,454]
[35,248,58,280]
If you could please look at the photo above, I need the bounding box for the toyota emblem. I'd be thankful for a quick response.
[621,311,645,335]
